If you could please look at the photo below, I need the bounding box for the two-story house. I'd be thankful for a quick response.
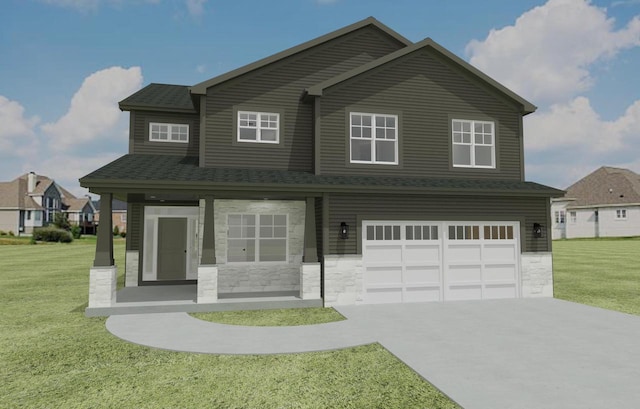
[80,17,563,315]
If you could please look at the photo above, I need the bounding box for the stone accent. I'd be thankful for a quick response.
[300,263,321,300]
[88,266,117,308]
[521,252,554,298]
[323,255,364,306]
[197,265,218,303]
[208,199,305,293]
[125,251,139,287]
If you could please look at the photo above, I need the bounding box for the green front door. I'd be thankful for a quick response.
[157,217,188,280]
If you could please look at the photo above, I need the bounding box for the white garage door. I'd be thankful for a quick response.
[362,221,520,304]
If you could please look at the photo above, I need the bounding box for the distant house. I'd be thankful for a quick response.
[93,199,127,234]
[0,172,95,235]
[552,167,640,239]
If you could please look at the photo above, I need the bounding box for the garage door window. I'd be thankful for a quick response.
[449,225,480,240]
[406,225,439,240]
[366,224,401,240]
[484,225,514,240]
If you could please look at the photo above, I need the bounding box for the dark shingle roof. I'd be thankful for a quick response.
[92,199,127,211]
[80,154,563,196]
[562,167,640,207]
[119,84,195,112]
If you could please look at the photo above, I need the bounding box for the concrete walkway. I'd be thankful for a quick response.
[106,298,640,409]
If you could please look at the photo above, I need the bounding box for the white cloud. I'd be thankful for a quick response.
[185,0,206,17]
[612,0,640,6]
[0,96,39,155]
[41,66,142,151]
[195,64,206,73]
[466,0,640,104]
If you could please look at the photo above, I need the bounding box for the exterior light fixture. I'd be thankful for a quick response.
[340,222,349,240]
[533,223,543,238]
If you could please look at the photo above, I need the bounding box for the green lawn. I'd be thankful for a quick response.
[553,237,640,315]
[0,241,457,409]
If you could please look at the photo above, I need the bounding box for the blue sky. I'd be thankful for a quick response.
[1,0,639,197]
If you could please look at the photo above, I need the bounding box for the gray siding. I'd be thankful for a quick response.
[130,111,200,157]
[319,49,523,180]
[326,194,550,254]
[126,203,143,251]
[315,196,323,259]
[204,26,405,171]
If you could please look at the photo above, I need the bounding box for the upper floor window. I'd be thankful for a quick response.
[238,111,279,143]
[350,112,398,165]
[149,123,189,143]
[616,209,627,220]
[555,210,565,224]
[452,119,495,168]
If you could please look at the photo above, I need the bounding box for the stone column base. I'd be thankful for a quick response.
[197,265,218,303]
[300,263,321,300]
[521,252,554,298]
[125,251,139,287]
[89,266,117,308]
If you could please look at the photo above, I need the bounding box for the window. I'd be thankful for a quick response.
[555,210,565,224]
[366,224,401,240]
[448,225,480,240]
[483,225,514,240]
[350,113,398,164]
[35,211,41,221]
[121,214,127,223]
[405,225,439,240]
[616,209,627,220]
[237,111,279,143]
[26,211,32,221]
[227,214,287,262]
[149,123,189,143]
[570,211,577,223]
[452,119,495,168]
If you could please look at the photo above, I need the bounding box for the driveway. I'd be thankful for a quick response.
[106,298,640,409]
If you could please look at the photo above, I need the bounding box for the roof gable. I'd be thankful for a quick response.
[564,166,640,207]
[305,37,536,115]
[190,17,411,95]
[119,84,195,113]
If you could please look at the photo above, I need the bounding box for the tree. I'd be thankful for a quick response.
[53,212,70,230]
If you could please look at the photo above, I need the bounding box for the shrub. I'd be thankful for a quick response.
[0,230,6,236]
[53,212,70,230]
[71,225,82,239]
[33,227,73,243]
[8,231,15,237]
[113,225,120,236]
[120,231,126,238]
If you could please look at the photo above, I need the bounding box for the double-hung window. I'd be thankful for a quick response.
[616,209,627,220]
[350,112,398,164]
[452,119,495,168]
[227,214,287,262]
[149,123,189,143]
[238,111,279,143]
[555,210,565,224]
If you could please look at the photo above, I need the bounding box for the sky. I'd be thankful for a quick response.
[1,0,639,197]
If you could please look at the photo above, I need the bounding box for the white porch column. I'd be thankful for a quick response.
[89,193,117,308]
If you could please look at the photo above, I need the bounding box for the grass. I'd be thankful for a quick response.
[553,237,640,315]
[191,307,346,326]
[0,240,458,409]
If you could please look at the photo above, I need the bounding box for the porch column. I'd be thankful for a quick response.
[300,197,321,300]
[88,193,117,308]
[197,196,218,303]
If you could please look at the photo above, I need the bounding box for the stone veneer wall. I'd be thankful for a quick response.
[323,255,364,306]
[125,251,139,287]
[199,199,305,293]
[520,252,554,298]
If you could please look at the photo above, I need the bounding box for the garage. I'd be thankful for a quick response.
[362,221,520,304]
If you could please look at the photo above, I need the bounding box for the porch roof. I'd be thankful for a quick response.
[80,154,564,197]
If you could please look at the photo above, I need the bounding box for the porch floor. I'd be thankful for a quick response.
[85,285,323,317]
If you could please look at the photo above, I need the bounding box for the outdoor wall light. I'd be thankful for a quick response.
[533,223,543,238]
[340,222,349,240]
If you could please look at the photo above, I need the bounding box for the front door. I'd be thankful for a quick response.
[157,217,187,280]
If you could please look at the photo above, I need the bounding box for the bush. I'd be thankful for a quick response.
[53,213,70,230]
[113,225,120,236]
[120,231,126,238]
[71,225,82,239]
[33,227,73,243]
[8,231,15,237]
[0,230,6,236]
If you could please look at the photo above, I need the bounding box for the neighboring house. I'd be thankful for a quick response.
[0,172,95,235]
[552,167,640,239]
[93,199,127,234]
[80,17,563,313]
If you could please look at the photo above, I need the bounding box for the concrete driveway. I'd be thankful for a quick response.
[106,298,640,409]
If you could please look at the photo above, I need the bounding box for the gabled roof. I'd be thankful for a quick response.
[64,197,95,213]
[190,17,412,95]
[0,173,76,210]
[305,37,536,115]
[563,166,640,207]
[119,84,195,113]
[80,154,563,197]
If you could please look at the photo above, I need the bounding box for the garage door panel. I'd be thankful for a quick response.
[366,266,402,285]
[484,244,517,261]
[484,284,517,299]
[484,264,517,281]
[404,245,440,263]
[447,264,482,282]
[447,285,482,301]
[448,244,481,260]
[365,287,403,304]
[365,245,402,264]
[404,265,441,284]
[405,286,441,302]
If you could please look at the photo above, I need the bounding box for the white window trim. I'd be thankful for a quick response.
[237,111,280,144]
[570,211,577,223]
[349,112,398,165]
[615,209,627,220]
[452,119,496,169]
[149,122,189,143]
[227,213,288,264]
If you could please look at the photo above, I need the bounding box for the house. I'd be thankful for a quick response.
[0,172,95,235]
[93,199,127,235]
[552,167,640,239]
[80,17,563,314]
